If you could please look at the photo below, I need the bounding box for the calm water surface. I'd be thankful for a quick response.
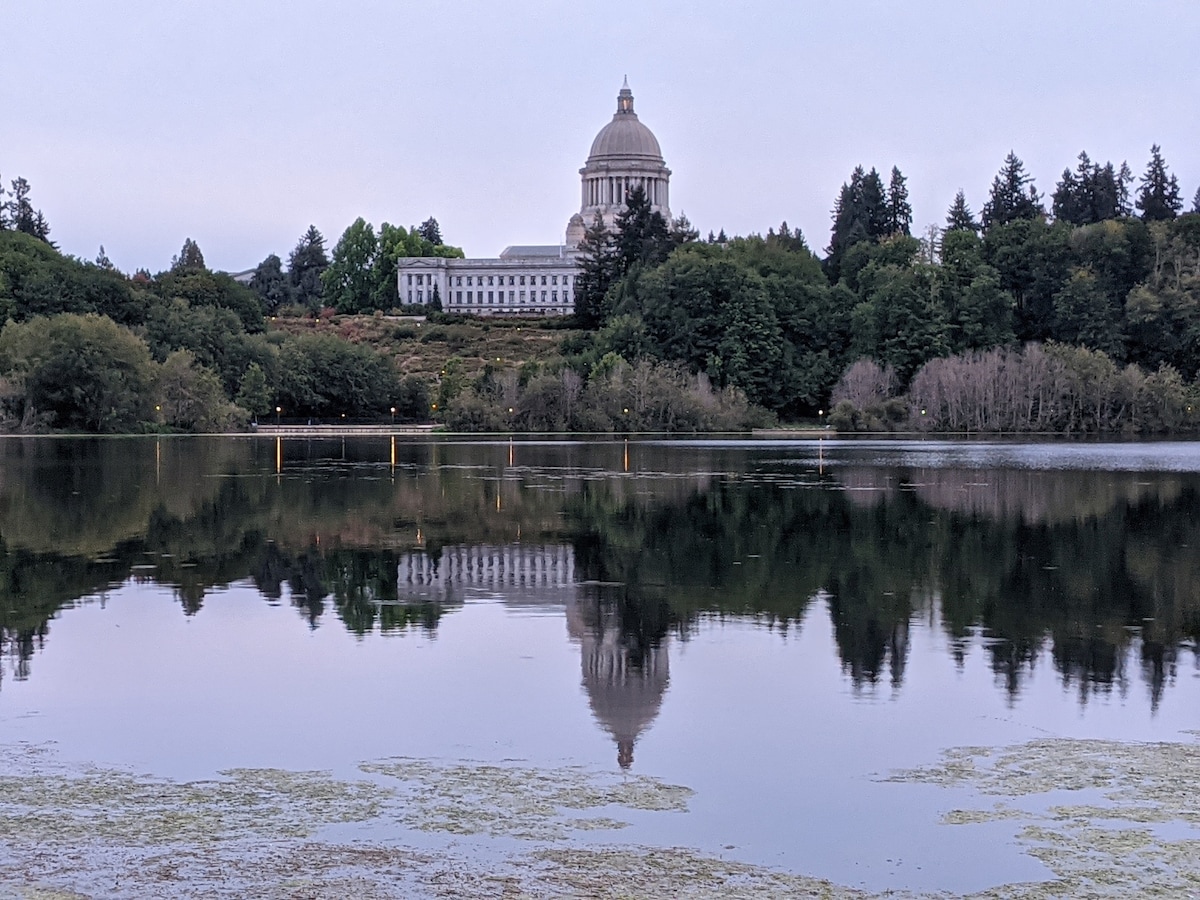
[2,436,1199,895]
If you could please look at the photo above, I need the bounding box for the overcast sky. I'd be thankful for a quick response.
[6,1,1198,275]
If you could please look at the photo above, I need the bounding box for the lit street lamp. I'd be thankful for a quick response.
[275,406,281,426]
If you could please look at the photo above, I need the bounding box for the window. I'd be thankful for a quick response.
[406,274,412,285]
[551,275,558,285]
[467,291,473,302]
[456,276,462,286]
[456,291,462,302]
[509,291,515,302]
[488,291,494,303]
[417,290,423,302]
[541,291,547,301]
[520,291,526,301]
[407,291,412,303]
[552,291,558,301]
[541,275,547,285]
[519,275,526,286]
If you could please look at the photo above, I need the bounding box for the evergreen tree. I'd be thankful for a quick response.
[945,190,979,234]
[1051,160,1084,225]
[827,165,893,280]
[1117,162,1135,216]
[94,246,114,270]
[171,238,206,272]
[573,213,618,327]
[861,168,888,238]
[1193,186,1200,215]
[287,225,329,312]
[1050,151,1128,226]
[1136,144,1183,221]
[885,166,912,235]
[417,217,443,246]
[7,177,51,243]
[981,152,1043,231]
[766,221,808,253]
[250,253,291,313]
[827,170,868,281]
[613,186,672,271]
[670,212,699,247]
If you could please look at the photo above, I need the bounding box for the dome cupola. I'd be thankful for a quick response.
[587,78,664,162]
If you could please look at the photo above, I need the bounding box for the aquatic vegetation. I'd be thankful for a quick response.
[361,757,693,840]
[4,736,1200,897]
[887,734,1200,897]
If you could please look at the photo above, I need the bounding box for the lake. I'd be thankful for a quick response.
[1,436,1198,898]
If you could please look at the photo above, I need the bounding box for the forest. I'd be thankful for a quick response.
[570,147,1200,433]
[0,143,1197,433]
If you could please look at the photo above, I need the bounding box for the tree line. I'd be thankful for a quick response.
[570,144,1200,431]
[0,220,435,431]
[247,217,463,316]
[3,142,1199,434]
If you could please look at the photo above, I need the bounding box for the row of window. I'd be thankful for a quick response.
[404,272,572,287]
[405,290,570,305]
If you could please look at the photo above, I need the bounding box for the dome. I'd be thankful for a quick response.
[587,81,663,162]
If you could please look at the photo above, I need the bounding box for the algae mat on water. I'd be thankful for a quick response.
[2,737,1199,898]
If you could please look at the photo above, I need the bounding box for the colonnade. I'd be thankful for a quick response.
[583,174,667,209]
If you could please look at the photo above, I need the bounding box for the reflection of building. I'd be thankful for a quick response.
[567,595,670,770]
[394,544,670,769]
[396,80,671,317]
[395,544,577,604]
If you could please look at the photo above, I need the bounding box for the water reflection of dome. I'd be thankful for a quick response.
[396,544,670,768]
[567,596,669,769]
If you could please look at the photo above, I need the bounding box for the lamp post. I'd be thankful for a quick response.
[390,406,396,428]
[275,406,281,426]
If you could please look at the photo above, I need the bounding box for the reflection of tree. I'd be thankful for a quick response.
[2,438,1199,709]
[567,470,1200,704]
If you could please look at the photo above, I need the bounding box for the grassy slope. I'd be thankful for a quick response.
[267,314,583,382]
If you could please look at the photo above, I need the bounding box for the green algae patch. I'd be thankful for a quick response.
[7,737,1200,898]
[887,735,1200,898]
[525,847,872,899]
[360,757,694,840]
[0,746,390,848]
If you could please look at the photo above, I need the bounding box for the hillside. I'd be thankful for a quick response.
[267,314,583,383]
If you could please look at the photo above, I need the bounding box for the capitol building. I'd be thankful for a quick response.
[397,80,672,317]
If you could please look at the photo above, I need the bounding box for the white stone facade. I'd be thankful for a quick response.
[399,250,577,317]
[397,80,670,318]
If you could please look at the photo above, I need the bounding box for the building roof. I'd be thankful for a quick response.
[499,244,570,259]
[587,81,663,162]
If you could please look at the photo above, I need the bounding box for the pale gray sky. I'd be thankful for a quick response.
[5,1,1198,275]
